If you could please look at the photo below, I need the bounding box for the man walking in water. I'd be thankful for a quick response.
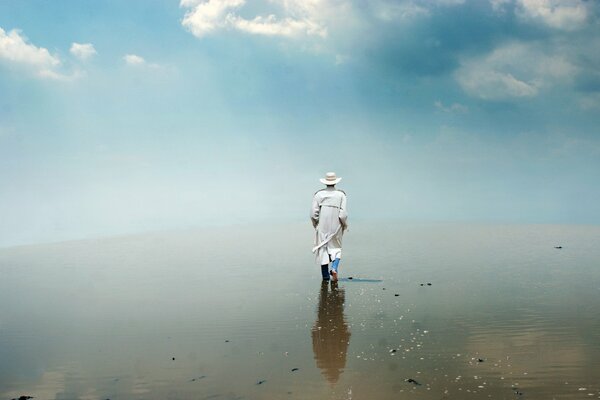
[311,172,348,281]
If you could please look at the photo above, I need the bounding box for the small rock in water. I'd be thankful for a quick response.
[291,368,299,372]
[427,283,432,286]
[511,388,524,396]
[348,277,353,280]
[257,380,266,385]
[406,378,421,386]
[172,357,175,361]
[554,246,562,249]
[395,294,400,297]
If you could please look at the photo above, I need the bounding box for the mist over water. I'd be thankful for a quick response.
[1,222,599,399]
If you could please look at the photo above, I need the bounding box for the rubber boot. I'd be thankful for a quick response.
[321,264,330,280]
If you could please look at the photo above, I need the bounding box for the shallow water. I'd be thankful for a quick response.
[1,223,599,399]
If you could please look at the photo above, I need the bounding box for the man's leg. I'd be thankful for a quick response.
[330,258,340,281]
[321,264,330,280]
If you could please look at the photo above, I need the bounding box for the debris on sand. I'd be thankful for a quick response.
[406,378,421,386]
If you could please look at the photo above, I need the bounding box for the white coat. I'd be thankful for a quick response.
[310,186,348,265]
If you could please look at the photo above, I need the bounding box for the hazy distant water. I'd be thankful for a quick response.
[1,223,599,400]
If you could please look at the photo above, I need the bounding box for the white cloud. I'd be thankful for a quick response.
[181,0,244,37]
[123,54,146,65]
[434,100,469,113]
[180,0,327,38]
[436,0,465,5]
[0,27,60,68]
[455,41,577,100]
[516,0,588,30]
[70,42,97,60]
[122,53,165,70]
[374,2,430,21]
[371,0,465,22]
[227,14,326,37]
[490,0,512,12]
[0,26,81,80]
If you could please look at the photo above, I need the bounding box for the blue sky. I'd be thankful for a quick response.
[1,0,599,246]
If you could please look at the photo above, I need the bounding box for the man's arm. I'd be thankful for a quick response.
[339,193,348,231]
[310,194,320,228]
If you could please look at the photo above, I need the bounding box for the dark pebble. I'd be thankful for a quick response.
[257,380,266,385]
[14,397,34,400]
[420,283,424,286]
[427,283,432,286]
[511,388,524,396]
[172,357,175,360]
[477,358,484,362]
[291,368,299,372]
[348,277,353,280]
[390,349,397,353]
[394,294,399,296]
[382,288,386,290]
[406,378,421,386]
[225,340,230,343]
[554,246,562,249]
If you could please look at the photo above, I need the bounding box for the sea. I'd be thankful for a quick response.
[0,222,599,399]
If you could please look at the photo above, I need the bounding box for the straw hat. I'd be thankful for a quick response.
[320,172,342,185]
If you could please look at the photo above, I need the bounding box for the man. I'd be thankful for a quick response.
[311,172,348,281]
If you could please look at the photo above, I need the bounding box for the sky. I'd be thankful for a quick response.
[0,0,599,247]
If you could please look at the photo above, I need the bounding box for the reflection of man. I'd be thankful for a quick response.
[311,172,348,281]
[311,281,351,384]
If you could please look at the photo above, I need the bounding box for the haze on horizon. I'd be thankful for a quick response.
[1,0,599,247]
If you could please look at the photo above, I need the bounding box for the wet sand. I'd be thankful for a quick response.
[1,223,599,399]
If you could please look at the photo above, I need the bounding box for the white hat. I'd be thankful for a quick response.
[320,172,342,185]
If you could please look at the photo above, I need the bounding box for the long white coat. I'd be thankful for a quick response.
[310,187,348,265]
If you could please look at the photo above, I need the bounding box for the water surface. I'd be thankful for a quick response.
[1,223,599,399]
